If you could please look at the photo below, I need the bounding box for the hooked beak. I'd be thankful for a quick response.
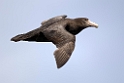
[88,20,98,28]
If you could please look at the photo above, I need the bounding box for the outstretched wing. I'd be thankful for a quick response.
[10,27,49,42]
[44,23,75,68]
[11,15,67,42]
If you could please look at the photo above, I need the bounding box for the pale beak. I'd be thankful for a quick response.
[88,20,98,28]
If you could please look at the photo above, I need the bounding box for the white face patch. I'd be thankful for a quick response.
[88,20,98,28]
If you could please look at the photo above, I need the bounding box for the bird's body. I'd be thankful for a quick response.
[11,15,98,68]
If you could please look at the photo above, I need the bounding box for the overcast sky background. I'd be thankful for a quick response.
[0,0,124,83]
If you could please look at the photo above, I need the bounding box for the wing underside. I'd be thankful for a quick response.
[54,42,75,68]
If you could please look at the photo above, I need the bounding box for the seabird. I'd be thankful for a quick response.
[11,15,98,68]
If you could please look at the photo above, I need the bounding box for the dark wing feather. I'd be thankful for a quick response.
[11,15,67,42]
[54,27,75,68]
[54,41,75,68]
[10,27,49,42]
[44,24,75,68]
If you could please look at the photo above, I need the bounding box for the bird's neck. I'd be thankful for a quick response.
[66,21,86,35]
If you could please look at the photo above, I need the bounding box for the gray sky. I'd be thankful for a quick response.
[0,0,124,83]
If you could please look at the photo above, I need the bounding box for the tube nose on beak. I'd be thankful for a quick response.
[88,20,98,28]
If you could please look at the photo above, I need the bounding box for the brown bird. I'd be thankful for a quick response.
[11,15,98,68]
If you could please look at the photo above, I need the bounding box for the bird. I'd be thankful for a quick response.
[11,15,98,68]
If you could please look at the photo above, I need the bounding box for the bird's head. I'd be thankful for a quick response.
[75,18,98,28]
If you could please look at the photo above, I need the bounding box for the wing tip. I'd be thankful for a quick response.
[57,66,61,69]
[10,34,23,42]
[57,64,64,69]
[10,37,19,42]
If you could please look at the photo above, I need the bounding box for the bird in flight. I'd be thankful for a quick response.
[11,15,98,68]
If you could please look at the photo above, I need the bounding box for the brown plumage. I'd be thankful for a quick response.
[11,15,98,68]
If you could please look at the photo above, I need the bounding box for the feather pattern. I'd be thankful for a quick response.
[54,42,75,68]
